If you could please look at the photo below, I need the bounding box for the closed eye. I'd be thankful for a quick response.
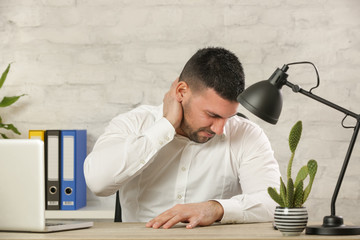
[207,112,222,119]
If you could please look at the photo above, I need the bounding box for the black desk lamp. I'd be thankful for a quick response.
[237,62,360,235]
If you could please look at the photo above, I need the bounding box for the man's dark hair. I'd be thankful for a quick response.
[179,47,245,101]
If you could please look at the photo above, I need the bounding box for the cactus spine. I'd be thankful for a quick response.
[267,121,318,208]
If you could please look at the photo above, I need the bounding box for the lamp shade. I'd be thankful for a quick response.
[237,80,283,124]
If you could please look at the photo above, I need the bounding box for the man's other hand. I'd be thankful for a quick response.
[145,201,224,229]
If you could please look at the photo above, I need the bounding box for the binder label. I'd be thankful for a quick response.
[48,136,59,181]
[63,201,74,206]
[63,136,75,181]
[48,201,59,206]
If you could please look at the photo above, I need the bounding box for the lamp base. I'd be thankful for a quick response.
[306,216,360,235]
[306,225,360,235]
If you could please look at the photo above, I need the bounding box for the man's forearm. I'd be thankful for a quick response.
[84,117,175,196]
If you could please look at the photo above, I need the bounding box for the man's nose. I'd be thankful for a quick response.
[210,118,226,135]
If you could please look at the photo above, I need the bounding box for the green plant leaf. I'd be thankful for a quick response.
[0,95,25,107]
[268,187,284,207]
[303,159,318,202]
[287,121,302,180]
[0,123,21,135]
[287,152,294,180]
[280,177,287,207]
[0,63,11,89]
[294,165,308,188]
[286,178,294,208]
[0,133,9,139]
[294,180,304,207]
[289,121,302,153]
[307,159,318,180]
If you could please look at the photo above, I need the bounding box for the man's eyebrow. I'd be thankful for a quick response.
[207,111,236,119]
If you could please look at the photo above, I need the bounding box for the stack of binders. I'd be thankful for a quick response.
[29,129,87,211]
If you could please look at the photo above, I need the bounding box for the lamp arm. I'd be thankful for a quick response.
[331,120,360,216]
[285,80,360,218]
[285,81,358,119]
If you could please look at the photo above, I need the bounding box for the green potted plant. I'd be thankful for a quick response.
[0,63,25,138]
[268,121,318,236]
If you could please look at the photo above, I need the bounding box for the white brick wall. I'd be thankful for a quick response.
[1,0,360,224]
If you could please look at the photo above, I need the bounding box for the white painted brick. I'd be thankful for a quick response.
[258,8,293,27]
[41,0,76,7]
[105,81,144,105]
[214,0,283,7]
[292,6,330,29]
[144,87,167,106]
[145,46,192,64]
[155,67,181,86]
[182,6,222,29]
[75,46,123,65]
[116,7,149,28]
[325,3,360,27]
[62,64,120,85]
[0,0,40,7]
[224,26,278,44]
[37,52,75,66]
[40,7,80,27]
[0,19,5,32]
[147,6,183,27]
[17,27,93,44]
[76,0,131,7]
[125,66,157,84]
[5,6,42,27]
[77,7,123,27]
[237,47,263,65]
[122,46,146,64]
[337,48,360,66]
[88,27,128,45]
[224,6,261,26]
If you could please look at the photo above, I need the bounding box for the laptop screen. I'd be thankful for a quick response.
[0,139,46,232]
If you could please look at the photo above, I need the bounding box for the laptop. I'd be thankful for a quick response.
[0,139,93,232]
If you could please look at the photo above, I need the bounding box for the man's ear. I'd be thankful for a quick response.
[175,79,189,102]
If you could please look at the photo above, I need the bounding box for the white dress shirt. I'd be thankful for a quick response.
[84,105,281,223]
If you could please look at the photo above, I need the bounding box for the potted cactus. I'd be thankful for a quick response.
[268,121,318,236]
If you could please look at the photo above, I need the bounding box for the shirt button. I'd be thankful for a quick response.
[177,194,182,199]
[140,160,145,164]
[181,167,186,171]
[165,136,170,141]
[159,140,164,145]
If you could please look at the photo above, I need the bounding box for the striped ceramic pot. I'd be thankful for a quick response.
[274,206,308,236]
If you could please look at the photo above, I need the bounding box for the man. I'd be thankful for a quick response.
[84,47,280,229]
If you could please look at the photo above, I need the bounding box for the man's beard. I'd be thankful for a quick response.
[179,103,216,143]
[184,124,215,143]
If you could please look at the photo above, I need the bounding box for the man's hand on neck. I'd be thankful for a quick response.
[163,78,184,130]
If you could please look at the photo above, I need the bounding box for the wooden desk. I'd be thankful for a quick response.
[1,222,360,240]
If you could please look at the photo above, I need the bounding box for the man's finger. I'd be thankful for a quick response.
[162,215,185,229]
[145,219,155,228]
[146,219,165,229]
[146,210,175,229]
[186,218,201,229]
